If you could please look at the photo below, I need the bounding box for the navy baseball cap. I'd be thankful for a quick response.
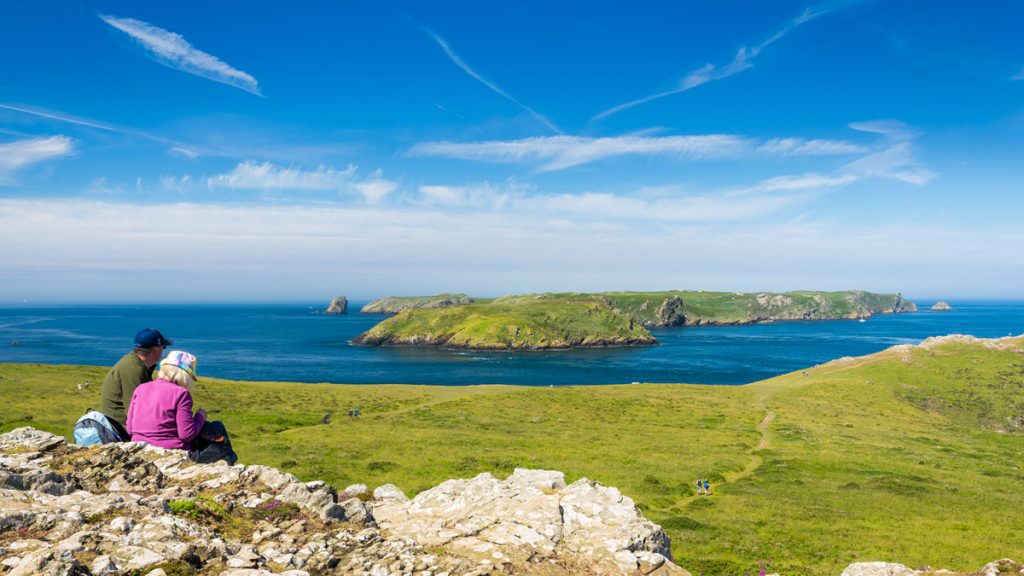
[134,328,173,349]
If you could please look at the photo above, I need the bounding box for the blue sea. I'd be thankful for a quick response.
[0,301,1022,386]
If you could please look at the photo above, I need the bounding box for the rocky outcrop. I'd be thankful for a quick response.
[325,296,348,315]
[840,559,1022,576]
[0,427,686,576]
[931,301,952,311]
[654,296,686,327]
[373,468,683,575]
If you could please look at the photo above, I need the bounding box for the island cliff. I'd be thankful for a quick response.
[353,290,916,350]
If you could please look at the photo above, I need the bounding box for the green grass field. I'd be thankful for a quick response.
[1,337,1022,575]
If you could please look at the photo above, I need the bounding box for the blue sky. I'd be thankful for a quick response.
[1,1,1022,302]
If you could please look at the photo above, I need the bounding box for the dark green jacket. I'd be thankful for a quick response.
[100,352,154,427]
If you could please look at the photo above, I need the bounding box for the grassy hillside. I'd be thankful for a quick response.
[2,336,1021,575]
[353,298,656,349]
[512,290,916,326]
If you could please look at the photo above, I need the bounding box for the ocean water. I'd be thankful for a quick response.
[0,301,1022,386]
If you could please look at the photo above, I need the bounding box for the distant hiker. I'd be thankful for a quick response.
[100,328,172,441]
[126,350,237,464]
[322,412,331,425]
[704,479,710,495]
[353,409,361,417]
[696,478,703,495]
[348,409,354,418]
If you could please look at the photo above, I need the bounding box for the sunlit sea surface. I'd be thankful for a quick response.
[1,301,1022,385]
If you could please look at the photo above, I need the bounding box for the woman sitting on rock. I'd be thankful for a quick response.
[126,351,237,464]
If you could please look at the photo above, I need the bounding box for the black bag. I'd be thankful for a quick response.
[189,420,238,465]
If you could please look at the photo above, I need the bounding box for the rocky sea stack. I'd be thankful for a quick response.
[325,296,349,315]
[931,300,953,311]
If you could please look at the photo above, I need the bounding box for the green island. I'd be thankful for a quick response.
[353,290,915,349]
[353,297,657,349]
[2,334,1022,575]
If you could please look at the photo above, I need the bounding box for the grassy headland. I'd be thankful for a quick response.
[354,290,914,350]
[2,335,1021,574]
[353,298,656,349]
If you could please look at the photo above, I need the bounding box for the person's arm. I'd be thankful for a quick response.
[125,388,137,436]
[175,391,207,442]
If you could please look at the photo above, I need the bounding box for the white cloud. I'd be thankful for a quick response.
[425,28,559,133]
[1010,67,1024,81]
[729,172,857,196]
[99,14,261,96]
[756,138,867,156]
[740,121,936,192]
[1,103,203,157]
[208,161,357,191]
[168,146,199,159]
[592,0,868,121]
[354,171,399,204]
[407,133,864,171]
[206,161,399,203]
[0,135,75,182]
[416,180,804,221]
[841,142,936,185]
[159,174,192,193]
[1,198,1019,300]
[848,119,921,141]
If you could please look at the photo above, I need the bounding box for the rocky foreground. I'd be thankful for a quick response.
[1,427,1018,576]
[0,427,682,576]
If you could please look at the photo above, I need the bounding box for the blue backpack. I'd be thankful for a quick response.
[73,410,124,446]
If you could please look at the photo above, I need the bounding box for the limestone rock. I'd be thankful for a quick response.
[931,300,953,311]
[0,427,694,575]
[840,559,1023,576]
[326,295,348,314]
[0,427,66,453]
[373,468,686,575]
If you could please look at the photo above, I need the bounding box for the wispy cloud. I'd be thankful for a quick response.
[407,133,865,171]
[728,172,858,196]
[0,135,75,183]
[593,0,867,121]
[846,119,935,184]
[99,14,261,96]
[424,27,560,134]
[0,102,203,158]
[1011,67,1024,81]
[732,119,936,194]
[208,161,357,191]
[416,182,807,222]
[841,142,936,185]
[354,170,399,204]
[207,160,398,203]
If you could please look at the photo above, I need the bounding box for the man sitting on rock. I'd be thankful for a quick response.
[100,328,172,441]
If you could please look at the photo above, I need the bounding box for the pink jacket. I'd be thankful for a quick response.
[126,379,206,450]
